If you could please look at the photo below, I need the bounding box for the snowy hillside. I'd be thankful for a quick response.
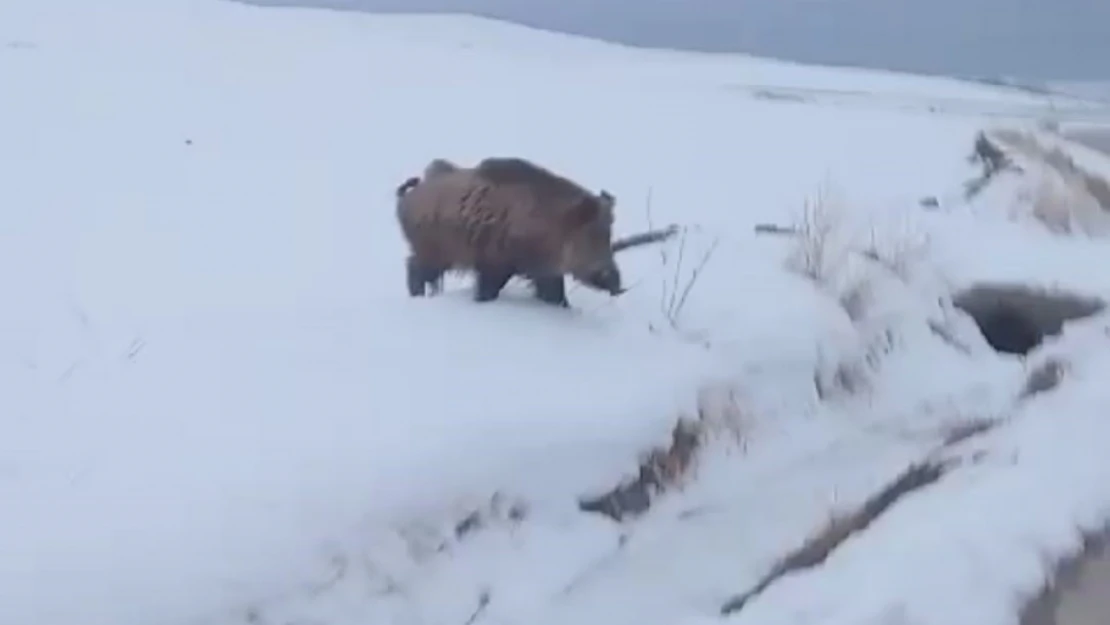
[4,1,1110,625]
[1049,81,1110,104]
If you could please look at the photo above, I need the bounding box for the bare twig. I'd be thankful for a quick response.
[644,187,667,259]
[462,590,490,625]
[856,224,930,281]
[124,337,146,362]
[665,229,688,317]
[58,360,82,384]
[636,188,714,331]
[671,237,720,323]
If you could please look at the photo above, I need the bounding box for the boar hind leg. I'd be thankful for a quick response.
[406,256,445,297]
[473,265,514,303]
[405,256,426,296]
[530,276,569,308]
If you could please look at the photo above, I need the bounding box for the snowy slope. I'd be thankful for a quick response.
[3,1,1110,625]
[1049,81,1110,104]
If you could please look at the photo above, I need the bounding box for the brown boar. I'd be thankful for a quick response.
[395,156,623,307]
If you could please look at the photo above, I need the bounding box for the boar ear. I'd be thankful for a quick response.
[396,176,420,198]
[597,190,616,223]
[566,197,600,229]
[599,190,615,206]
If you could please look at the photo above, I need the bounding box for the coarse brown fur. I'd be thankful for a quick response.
[423,158,459,179]
[395,160,458,201]
[395,157,622,307]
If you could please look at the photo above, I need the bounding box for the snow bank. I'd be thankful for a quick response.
[1,299,718,625]
[725,316,1110,625]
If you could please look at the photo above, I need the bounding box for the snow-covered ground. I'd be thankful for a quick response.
[4,1,1110,625]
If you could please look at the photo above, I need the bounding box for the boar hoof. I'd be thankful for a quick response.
[406,257,446,297]
[532,276,570,307]
[474,267,513,302]
[406,258,428,297]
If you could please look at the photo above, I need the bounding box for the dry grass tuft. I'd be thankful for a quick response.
[579,416,706,523]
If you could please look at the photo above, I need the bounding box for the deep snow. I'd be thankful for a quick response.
[3,1,1110,625]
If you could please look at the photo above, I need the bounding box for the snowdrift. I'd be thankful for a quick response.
[4,1,1110,625]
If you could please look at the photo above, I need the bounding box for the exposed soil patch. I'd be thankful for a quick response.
[579,418,702,522]
[1021,525,1110,625]
[717,400,1018,619]
[963,131,1022,201]
[719,460,952,616]
[953,284,1105,355]
[1038,145,1110,213]
[999,129,1110,213]
[1019,358,1069,400]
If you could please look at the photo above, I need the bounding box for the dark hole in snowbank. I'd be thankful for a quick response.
[953,284,1105,355]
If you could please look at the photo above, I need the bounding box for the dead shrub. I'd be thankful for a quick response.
[784,187,851,284]
[579,417,704,523]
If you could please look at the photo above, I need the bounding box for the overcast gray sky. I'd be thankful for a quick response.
[242,0,1109,82]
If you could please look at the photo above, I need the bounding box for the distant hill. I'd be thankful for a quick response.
[239,0,1110,82]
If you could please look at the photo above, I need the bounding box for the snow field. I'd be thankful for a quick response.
[4,1,1110,625]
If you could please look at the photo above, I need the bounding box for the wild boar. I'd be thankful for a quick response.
[395,156,622,307]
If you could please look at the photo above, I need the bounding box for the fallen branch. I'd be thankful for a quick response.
[754,223,799,236]
[612,224,680,254]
